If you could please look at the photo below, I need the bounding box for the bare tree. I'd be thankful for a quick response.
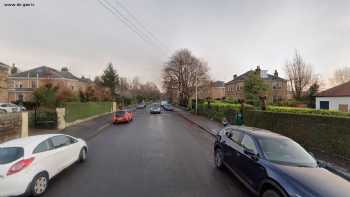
[285,51,312,99]
[162,49,209,106]
[330,67,350,86]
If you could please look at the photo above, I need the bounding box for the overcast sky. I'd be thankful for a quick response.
[1,0,349,87]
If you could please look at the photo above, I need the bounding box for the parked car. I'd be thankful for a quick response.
[113,110,132,124]
[136,103,146,109]
[214,126,350,197]
[150,103,161,114]
[0,134,88,197]
[126,109,134,121]
[0,103,21,113]
[160,100,168,107]
[162,104,174,111]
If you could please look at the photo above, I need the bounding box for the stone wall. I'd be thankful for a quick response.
[0,112,21,143]
[0,68,9,102]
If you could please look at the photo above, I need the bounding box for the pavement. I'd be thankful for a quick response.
[30,113,112,141]
[174,108,223,136]
[175,107,350,182]
[40,108,254,197]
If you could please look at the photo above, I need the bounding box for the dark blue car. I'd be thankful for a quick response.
[214,126,350,197]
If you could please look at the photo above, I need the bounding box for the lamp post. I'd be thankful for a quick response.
[195,72,198,114]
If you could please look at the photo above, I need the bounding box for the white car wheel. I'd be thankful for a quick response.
[79,148,87,162]
[31,173,49,196]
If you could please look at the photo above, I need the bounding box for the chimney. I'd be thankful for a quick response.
[233,74,237,79]
[274,70,279,78]
[61,67,68,72]
[255,66,261,72]
[255,65,261,76]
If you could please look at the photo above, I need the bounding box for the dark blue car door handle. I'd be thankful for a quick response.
[236,152,240,156]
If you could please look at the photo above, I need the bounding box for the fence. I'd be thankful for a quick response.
[0,112,22,143]
[28,110,57,129]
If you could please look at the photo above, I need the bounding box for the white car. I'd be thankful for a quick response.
[0,134,88,197]
[0,103,19,113]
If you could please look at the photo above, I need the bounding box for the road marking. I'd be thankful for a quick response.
[86,122,111,141]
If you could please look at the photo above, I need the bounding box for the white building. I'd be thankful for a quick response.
[316,81,350,112]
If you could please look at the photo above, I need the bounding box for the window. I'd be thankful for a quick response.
[241,135,257,154]
[17,94,24,101]
[272,82,281,89]
[273,96,277,103]
[31,80,37,88]
[320,101,329,110]
[33,140,53,153]
[0,147,24,164]
[225,128,243,143]
[258,137,316,167]
[339,104,348,112]
[51,135,72,148]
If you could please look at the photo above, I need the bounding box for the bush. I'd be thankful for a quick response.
[65,102,113,123]
[244,110,350,159]
[196,102,243,124]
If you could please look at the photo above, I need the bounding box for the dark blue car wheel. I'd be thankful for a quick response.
[214,149,224,169]
[262,190,281,197]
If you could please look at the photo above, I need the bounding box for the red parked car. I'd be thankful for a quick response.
[113,110,133,124]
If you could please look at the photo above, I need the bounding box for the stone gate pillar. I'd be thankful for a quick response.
[56,108,66,130]
[21,112,28,138]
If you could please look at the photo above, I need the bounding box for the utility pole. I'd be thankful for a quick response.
[195,72,198,114]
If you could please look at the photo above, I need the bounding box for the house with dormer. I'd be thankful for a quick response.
[8,66,90,102]
[225,66,288,103]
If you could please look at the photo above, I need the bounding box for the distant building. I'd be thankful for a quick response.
[0,62,10,102]
[225,66,288,103]
[316,81,350,112]
[8,66,90,102]
[207,81,225,100]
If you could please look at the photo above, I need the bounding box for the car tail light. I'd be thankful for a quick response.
[7,157,35,176]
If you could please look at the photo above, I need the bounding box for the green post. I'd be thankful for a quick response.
[235,112,243,125]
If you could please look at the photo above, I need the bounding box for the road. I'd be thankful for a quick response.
[42,109,254,197]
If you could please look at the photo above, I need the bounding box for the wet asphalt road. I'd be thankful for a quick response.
[42,109,254,197]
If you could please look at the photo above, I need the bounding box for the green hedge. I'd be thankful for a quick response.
[244,110,350,159]
[65,102,112,123]
[267,106,350,118]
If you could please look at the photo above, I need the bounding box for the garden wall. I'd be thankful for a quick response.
[0,113,21,143]
[244,110,350,159]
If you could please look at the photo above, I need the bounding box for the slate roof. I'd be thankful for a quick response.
[79,77,93,83]
[317,81,350,97]
[0,62,9,71]
[9,66,81,81]
[212,81,225,87]
[225,70,286,85]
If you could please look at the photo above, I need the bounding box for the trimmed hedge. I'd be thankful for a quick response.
[244,110,350,159]
[267,106,350,118]
[65,102,112,123]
